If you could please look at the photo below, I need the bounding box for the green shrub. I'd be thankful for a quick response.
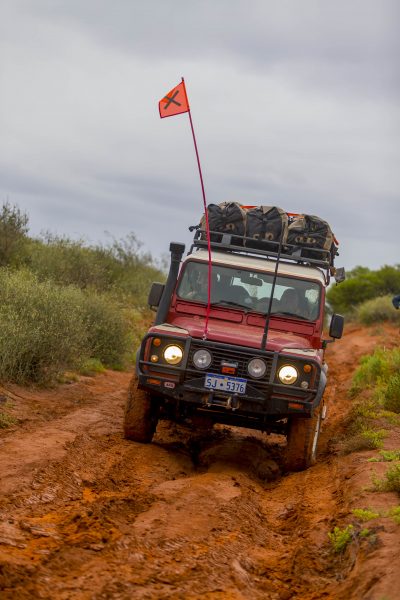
[0,269,89,383]
[383,374,400,413]
[383,464,400,493]
[0,202,29,267]
[327,264,400,314]
[350,348,392,396]
[350,348,400,399]
[0,204,161,384]
[359,528,371,538]
[373,464,400,493]
[328,525,354,553]
[26,236,117,292]
[0,404,17,428]
[79,358,106,376]
[356,296,400,325]
[352,508,380,522]
[81,293,133,368]
[369,450,400,462]
[343,428,385,453]
[26,232,165,307]
[0,269,134,384]
[363,429,386,448]
[389,506,400,524]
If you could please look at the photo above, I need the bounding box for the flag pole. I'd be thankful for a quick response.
[182,77,212,339]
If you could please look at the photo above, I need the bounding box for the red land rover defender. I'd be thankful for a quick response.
[124,227,344,471]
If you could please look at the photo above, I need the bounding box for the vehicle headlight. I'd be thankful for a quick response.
[163,345,183,365]
[278,365,298,385]
[193,349,212,369]
[247,358,267,379]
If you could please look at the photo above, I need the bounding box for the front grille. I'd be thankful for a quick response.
[185,341,274,394]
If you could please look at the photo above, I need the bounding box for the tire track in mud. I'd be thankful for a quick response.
[0,324,399,599]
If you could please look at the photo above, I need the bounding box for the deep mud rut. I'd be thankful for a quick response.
[1,325,400,599]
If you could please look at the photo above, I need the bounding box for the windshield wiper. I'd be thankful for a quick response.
[211,300,251,312]
[268,311,309,321]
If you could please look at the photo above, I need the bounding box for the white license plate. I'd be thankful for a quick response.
[205,373,247,394]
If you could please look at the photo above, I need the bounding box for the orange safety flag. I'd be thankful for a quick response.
[159,81,190,118]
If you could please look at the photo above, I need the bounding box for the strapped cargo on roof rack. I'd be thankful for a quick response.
[245,205,288,250]
[190,204,341,283]
[287,214,338,265]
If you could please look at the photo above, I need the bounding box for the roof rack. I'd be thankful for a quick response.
[189,228,336,283]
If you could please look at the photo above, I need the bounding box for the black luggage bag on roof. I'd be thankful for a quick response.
[200,202,246,244]
[245,205,288,250]
[286,214,337,264]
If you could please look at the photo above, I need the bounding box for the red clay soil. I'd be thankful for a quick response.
[0,323,399,599]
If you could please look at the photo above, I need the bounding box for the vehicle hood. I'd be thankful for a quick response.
[166,314,314,352]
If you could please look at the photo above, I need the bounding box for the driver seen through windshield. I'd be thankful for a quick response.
[177,261,321,321]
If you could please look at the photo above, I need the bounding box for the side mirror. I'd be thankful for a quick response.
[329,313,344,339]
[333,267,346,284]
[148,282,165,310]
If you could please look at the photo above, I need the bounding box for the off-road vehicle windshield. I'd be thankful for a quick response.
[177,261,321,321]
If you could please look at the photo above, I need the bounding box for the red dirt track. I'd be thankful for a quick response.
[1,324,399,599]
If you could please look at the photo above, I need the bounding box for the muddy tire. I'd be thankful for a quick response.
[285,406,322,472]
[123,377,159,443]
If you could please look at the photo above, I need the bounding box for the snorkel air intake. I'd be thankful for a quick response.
[155,242,186,325]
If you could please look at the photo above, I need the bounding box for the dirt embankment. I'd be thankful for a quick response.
[0,324,399,599]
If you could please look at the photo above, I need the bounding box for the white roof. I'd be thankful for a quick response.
[183,249,327,285]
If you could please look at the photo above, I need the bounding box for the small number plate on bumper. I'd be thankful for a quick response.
[205,374,247,394]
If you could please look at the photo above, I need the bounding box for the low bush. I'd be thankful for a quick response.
[328,525,354,553]
[350,348,400,416]
[350,348,394,397]
[382,373,400,413]
[81,293,134,369]
[26,232,165,307]
[373,464,400,494]
[355,296,400,325]
[389,506,400,524]
[79,358,106,377]
[0,202,29,267]
[352,508,380,522]
[342,427,385,453]
[0,404,17,428]
[369,450,400,462]
[0,269,133,384]
[327,265,400,314]
[0,269,88,383]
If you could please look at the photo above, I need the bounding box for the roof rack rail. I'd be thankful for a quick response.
[189,228,335,282]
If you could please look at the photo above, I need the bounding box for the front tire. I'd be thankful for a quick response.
[285,406,322,472]
[123,377,159,443]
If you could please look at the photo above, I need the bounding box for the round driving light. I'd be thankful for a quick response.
[150,354,159,363]
[278,365,298,385]
[163,345,183,365]
[300,381,309,389]
[247,358,267,379]
[193,349,212,369]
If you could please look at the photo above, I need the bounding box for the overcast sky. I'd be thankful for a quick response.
[1,0,399,271]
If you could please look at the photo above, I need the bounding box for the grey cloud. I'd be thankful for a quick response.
[19,0,399,95]
[0,0,399,273]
